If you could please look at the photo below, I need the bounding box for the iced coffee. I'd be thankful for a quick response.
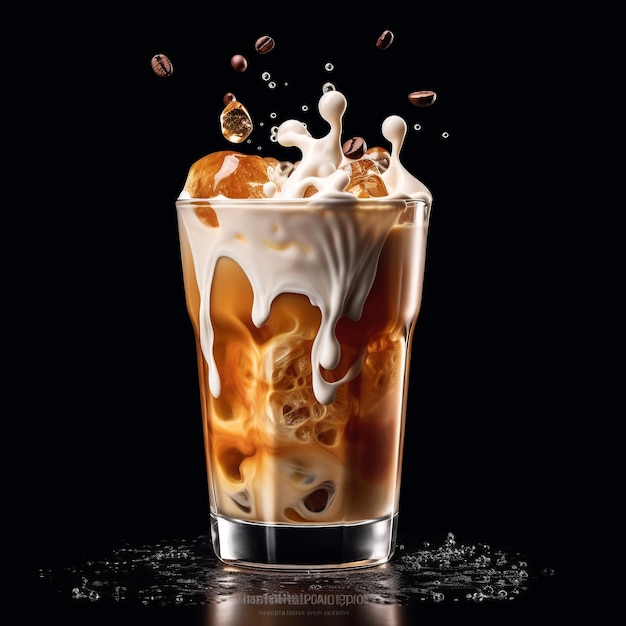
[176,89,431,569]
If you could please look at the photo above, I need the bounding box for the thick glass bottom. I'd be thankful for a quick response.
[210,513,398,571]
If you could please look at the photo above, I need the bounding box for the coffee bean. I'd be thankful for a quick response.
[255,35,275,54]
[376,30,394,50]
[223,92,237,106]
[230,54,248,73]
[150,53,174,78]
[342,137,367,160]
[408,90,437,107]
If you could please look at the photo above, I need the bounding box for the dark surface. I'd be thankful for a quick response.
[11,4,584,624]
[31,530,565,625]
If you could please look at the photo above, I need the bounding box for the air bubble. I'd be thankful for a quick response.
[268,81,276,89]
[322,82,335,93]
[442,131,450,139]
[270,112,277,119]
[413,123,422,131]
[301,105,309,112]
[262,72,271,81]
[324,62,334,72]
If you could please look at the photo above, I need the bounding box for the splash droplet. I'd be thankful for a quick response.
[220,101,253,143]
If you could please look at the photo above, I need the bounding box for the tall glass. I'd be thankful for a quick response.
[176,196,430,570]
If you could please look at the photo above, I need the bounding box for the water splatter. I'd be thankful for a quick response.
[37,532,555,607]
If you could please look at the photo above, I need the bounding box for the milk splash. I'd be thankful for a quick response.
[260,90,432,203]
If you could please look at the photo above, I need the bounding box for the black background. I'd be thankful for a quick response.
[11,3,588,623]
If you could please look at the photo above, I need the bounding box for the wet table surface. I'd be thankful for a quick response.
[31,531,563,625]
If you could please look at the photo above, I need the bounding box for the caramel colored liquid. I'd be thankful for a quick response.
[179,220,422,525]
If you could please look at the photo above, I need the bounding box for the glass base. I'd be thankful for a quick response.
[210,513,398,571]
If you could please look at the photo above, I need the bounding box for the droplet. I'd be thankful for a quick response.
[322,82,335,93]
[220,100,253,143]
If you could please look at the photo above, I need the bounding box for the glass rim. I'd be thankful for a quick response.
[175,196,429,210]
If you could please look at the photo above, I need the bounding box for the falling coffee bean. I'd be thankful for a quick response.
[376,30,394,50]
[342,136,367,160]
[408,90,438,107]
[255,35,275,54]
[150,53,174,78]
[230,54,248,73]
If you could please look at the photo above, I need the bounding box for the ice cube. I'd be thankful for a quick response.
[364,146,391,173]
[340,158,389,198]
[182,150,275,198]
